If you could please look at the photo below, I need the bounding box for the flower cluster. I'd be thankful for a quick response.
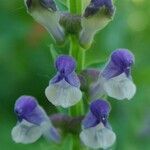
[11,0,136,149]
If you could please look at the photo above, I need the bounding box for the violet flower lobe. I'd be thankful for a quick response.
[80,99,116,149]
[45,55,82,108]
[11,95,60,144]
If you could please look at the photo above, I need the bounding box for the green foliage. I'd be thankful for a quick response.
[1,0,150,150]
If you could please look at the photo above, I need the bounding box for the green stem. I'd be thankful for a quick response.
[67,0,76,14]
[67,1,88,150]
[68,1,86,117]
[69,36,85,117]
[77,47,85,71]
[68,0,83,14]
[69,36,78,59]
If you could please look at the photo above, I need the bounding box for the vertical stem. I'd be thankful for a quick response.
[77,47,85,71]
[68,0,83,14]
[69,40,85,117]
[69,36,78,59]
[68,0,76,14]
[68,1,86,149]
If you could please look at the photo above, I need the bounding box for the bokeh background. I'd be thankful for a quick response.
[0,0,150,149]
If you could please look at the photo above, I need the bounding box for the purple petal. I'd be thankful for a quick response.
[90,99,111,119]
[102,49,135,79]
[15,96,47,125]
[15,96,38,118]
[84,0,115,17]
[24,106,47,125]
[50,73,64,84]
[111,49,135,68]
[55,55,76,76]
[50,72,80,87]
[102,60,123,79]
[49,127,61,143]
[65,72,80,87]
[82,112,99,129]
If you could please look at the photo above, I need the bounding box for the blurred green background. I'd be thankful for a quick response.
[0,0,150,149]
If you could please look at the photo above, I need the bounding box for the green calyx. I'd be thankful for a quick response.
[59,13,82,35]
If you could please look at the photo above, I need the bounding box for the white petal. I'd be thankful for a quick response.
[81,15,111,34]
[80,123,116,149]
[11,120,42,144]
[30,10,65,43]
[41,121,61,142]
[45,80,82,108]
[103,73,136,100]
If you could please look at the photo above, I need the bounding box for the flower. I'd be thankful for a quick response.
[91,49,136,100]
[11,95,61,144]
[80,99,116,149]
[24,0,65,44]
[79,0,115,49]
[45,55,82,108]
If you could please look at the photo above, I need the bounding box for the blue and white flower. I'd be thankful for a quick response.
[91,49,136,100]
[80,99,116,149]
[45,55,82,108]
[24,0,65,44]
[11,95,61,144]
[79,0,115,48]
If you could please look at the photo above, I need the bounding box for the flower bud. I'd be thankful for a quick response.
[79,0,115,49]
[24,0,65,44]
